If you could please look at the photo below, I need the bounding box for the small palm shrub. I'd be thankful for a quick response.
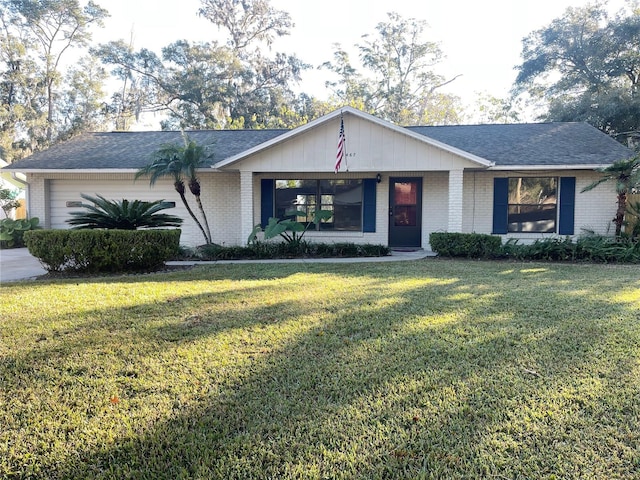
[250,210,334,251]
[501,235,639,263]
[67,194,183,230]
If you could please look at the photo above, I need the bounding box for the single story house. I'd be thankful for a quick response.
[1,106,634,249]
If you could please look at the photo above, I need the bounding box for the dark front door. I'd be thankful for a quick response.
[389,177,422,248]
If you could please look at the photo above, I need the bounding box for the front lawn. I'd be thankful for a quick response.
[1,260,639,479]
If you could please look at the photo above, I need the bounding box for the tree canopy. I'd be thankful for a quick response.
[93,0,310,130]
[6,0,640,164]
[322,12,463,125]
[513,2,640,146]
[0,0,109,160]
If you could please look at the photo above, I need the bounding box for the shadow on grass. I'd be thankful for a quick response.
[4,260,640,479]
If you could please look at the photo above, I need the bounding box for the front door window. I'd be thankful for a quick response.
[393,181,418,227]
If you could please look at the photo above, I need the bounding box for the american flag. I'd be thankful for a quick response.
[334,113,345,173]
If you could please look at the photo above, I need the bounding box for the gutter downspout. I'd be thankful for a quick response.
[10,172,28,188]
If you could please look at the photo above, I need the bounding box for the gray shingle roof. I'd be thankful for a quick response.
[4,129,287,170]
[4,121,634,171]
[407,122,633,166]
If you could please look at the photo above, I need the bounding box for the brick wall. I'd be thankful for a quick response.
[463,170,618,242]
[25,174,48,226]
[23,168,621,249]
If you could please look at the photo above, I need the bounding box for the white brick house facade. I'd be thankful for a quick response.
[3,107,630,249]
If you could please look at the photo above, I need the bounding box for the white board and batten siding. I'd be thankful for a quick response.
[233,115,481,173]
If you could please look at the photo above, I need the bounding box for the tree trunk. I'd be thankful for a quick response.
[47,77,54,143]
[188,177,212,244]
[175,181,210,244]
[614,192,627,237]
[194,195,212,244]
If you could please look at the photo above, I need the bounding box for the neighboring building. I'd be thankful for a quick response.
[1,107,633,248]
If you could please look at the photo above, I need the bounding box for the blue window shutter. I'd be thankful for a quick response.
[558,177,576,235]
[362,178,376,232]
[260,179,274,227]
[492,178,509,234]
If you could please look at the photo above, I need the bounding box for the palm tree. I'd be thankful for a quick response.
[581,155,640,237]
[135,143,212,244]
[180,135,213,244]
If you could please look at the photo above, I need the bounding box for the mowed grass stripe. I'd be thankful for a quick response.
[1,260,639,479]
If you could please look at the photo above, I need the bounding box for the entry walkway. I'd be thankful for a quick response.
[0,248,435,283]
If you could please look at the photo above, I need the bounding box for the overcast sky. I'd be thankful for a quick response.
[91,0,632,123]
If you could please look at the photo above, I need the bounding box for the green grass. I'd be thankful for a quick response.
[1,260,639,479]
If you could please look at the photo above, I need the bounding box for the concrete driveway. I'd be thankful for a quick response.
[0,248,48,283]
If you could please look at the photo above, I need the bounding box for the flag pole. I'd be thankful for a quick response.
[334,110,346,174]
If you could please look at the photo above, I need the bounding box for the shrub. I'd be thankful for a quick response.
[0,187,21,217]
[24,229,181,273]
[500,235,639,264]
[0,217,40,248]
[186,241,391,261]
[196,243,259,260]
[306,242,391,258]
[501,237,576,261]
[429,232,502,258]
[575,235,639,263]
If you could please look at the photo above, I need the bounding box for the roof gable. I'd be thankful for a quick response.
[216,107,493,169]
[220,108,492,172]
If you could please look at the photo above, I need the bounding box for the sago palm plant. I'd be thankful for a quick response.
[67,194,183,230]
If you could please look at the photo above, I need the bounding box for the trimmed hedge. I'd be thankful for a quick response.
[24,229,181,273]
[184,241,391,260]
[429,232,502,259]
[429,232,639,263]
